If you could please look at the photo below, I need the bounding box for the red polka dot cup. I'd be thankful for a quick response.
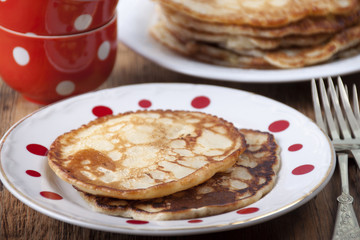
[0,15,117,104]
[0,0,118,36]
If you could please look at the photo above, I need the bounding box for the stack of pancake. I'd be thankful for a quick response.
[48,110,280,220]
[149,0,360,69]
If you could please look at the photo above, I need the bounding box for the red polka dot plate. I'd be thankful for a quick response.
[117,0,360,83]
[0,83,335,236]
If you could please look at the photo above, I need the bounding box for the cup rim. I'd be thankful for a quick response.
[0,14,117,39]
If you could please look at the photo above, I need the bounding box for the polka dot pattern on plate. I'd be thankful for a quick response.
[26,144,62,200]
[268,120,290,132]
[40,191,63,200]
[26,144,48,156]
[288,144,303,152]
[191,96,210,109]
[268,120,314,178]
[138,99,152,108]
[22,95,316,224]
[126,220,149,225]
[237,207,259,214]
[292,164,315,175]
[26,170,41,177]
[92,105,113,117]
[188,219,203,223]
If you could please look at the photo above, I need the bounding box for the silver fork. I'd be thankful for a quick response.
[311,76,360,240]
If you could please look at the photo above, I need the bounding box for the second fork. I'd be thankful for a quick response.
[311,77,360,240]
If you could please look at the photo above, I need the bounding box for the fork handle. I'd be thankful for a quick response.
[338,153,350,194]
[332,153,360,240]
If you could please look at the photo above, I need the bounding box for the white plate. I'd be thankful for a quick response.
[0,83,335,236]
[116,0,360,83]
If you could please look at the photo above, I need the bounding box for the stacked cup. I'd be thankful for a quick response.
[0,0,119,104]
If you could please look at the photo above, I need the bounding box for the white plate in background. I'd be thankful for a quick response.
[116,0,360,83]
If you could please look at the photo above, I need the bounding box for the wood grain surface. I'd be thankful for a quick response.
[1,43,360,240]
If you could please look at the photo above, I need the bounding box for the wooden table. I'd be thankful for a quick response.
[1,43,360,240]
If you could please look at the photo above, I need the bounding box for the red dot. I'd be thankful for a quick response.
[138,99,152,108]
[126,220,149,225]
[288,144,303,152]
[92,106,113,117]
[191,96,210,109]
[40,191,63,200]
[268,120,290,133]
[292,164,315,175]
[26,170,41,177]
[237,207,259,214]
[26,144,48,156]
[188,219,203,223]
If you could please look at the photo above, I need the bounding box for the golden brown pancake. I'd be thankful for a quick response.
[150,13,360,68]
[264,23,360,67]
[163,11,333,51]
[149,19,272,69]
[48,110,246,200]
[76,129,280,220]
[154,0,358,27]
[149,1,360,69]
[161,4,360,38]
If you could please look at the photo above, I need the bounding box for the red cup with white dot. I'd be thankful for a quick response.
[0,15,117,104]
[0,0,118,36]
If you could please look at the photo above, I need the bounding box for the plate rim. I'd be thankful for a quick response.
[0,82,336,236]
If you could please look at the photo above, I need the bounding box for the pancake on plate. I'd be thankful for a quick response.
[76,129,281,220]
[150,18,272,69]
[48,110,246,200]
[161,5,360,38]
[154,0,357,27]
[149,0,360,69]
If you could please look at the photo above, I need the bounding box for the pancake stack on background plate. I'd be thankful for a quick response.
[149,0,360,69]
[47,110,280,220]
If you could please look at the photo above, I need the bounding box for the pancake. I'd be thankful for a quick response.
[149,19,272,68]
[150,14,360,68]
[162,4,360,38]
[163,13,332,50]
[48,110,246,200]
[333,41,360,59]
[77,129,281,220]
[154,0,357,27]
[264,22,360,68]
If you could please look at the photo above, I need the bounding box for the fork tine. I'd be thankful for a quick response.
[311,79,327,133]
[327,77,352,139]
[353,84,360,122]
[337,76,360,138]
[319,78,340,140]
